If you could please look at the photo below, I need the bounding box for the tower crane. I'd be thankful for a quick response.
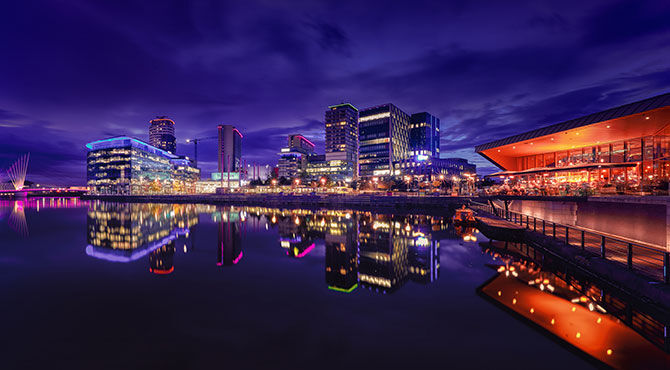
[185,136,217,168]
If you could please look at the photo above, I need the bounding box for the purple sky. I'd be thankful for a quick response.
[1,0,669,185]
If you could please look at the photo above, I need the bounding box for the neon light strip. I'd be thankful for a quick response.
[328,103,358,111]
[233,251,243,264]
[328,283,358,293]
[295,135,315,147]
[295,243,315,258]
[233,128,243,138]
[85,136,177,159]
[85,230,179,262]
[149,118,175,125]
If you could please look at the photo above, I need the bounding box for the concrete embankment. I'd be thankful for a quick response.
[476,211,670,313]
[81,193,471,212]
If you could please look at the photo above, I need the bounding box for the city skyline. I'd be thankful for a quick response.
[1,1,670,185]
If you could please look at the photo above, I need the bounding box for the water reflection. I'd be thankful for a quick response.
[1,197,86,236]
[478,240,670,369]
[213,208,243,266]
[85,202,198,272]
[1,199,668,368]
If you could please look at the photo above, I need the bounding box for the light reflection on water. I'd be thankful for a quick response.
[0,198,668,369]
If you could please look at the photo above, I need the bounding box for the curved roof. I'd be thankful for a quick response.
[475,92,670,152]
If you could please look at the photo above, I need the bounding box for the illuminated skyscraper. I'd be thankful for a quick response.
[325,103,358,178]
[149,116,176,154]
[409,112,440,159]
[217,125,243,173]
[359,104,410,178]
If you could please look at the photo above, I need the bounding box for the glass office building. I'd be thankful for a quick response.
[476,93,670,195]
[86,136,200,195]
[409,112,440,159]
[325,103,359,179]
[359,104,410,178]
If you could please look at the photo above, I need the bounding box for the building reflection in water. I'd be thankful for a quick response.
[478,241,669,369]
[213,207,243,266]
[85,201,198,274]
[1,197,87,237]
[324,212,358,293]
[250,208,447,294]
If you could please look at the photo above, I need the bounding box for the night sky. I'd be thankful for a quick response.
[1,0,669,185]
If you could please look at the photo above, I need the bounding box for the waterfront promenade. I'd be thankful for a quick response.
[81,193,473,211]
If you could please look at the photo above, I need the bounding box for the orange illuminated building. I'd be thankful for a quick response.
[476,93,670,195]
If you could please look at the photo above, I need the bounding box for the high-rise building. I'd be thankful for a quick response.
[277,134,315,179]
[217,124,243,173]
[149,116,176,154]
[409,112,440,159]
[359,104,410,178]
[325,103,359,178]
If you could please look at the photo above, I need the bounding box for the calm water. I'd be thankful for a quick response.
[0,198,667,369]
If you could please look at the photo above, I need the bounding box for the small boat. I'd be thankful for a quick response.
[453,206,476,225]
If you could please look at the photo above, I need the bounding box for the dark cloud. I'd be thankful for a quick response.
[0,0,669,183]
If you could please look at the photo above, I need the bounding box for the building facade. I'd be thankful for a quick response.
[277,134,315,179]
[395,157,476,179]
[86,136,200,195]
[475,92,670,195]
[325,103,359,179]
[303,154,355,183]
[359,104,410,178]
[409,112,440,159]
[218,124,243,173]
[149,116,176,154]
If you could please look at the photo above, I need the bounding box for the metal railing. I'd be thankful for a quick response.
[469,201,670,284]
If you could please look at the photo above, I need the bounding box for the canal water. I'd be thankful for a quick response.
[0,198,667,369]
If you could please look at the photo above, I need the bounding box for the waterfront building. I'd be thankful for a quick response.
[86,136,200,195]
[149,116,176,154]
[394,157,476,180]
[325,103,359,178]
[475,92,670,195]
[359,104,410,179]
[304,154,355,183]
[278,134,315,179]
[409,112,440,159]
[218,124,243,173]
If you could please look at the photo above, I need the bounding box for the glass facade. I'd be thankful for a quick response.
[359,104,410,178]
[502,126,670,195]
[325,104,358,178]
[409,112,440,158]
[86,137,200,195]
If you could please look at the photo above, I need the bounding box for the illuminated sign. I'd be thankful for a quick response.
[211,172,240,181]
[416,155,429,161]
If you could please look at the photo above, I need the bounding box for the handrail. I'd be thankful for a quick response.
[469,201,669,284]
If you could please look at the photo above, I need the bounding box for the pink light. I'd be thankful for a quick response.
[295,135,315,148]
[233,251,243,264]
[295,243,315,258]
[233,128,243,138]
